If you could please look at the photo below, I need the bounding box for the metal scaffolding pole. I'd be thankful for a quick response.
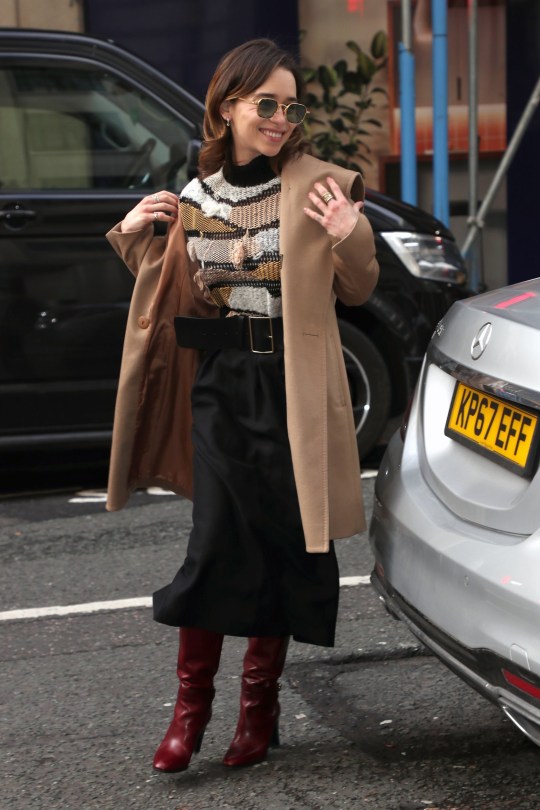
[461,74,540,259]
[432,0,449,225]
[466,0,483,291]
[399,0,417,204]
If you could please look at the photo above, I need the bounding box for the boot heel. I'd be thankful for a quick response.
[194,727,206,754]
[269,721,280,748]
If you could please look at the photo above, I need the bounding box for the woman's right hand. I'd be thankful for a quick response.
[120,190,179,233]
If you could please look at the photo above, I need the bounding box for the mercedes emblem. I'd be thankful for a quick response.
[471,322,492,360]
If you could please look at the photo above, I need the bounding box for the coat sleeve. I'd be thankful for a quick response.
[331,174,379,306]
[106,222,168,279]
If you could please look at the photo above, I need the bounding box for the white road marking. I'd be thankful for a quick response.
[340,575,371,586]
[69,496,108,503]
[361,469,378,479]
[70,480,372,503]
[69,489,108,503]
[69,487,176,504]
[0,576,371,622]
[0,597,152,621]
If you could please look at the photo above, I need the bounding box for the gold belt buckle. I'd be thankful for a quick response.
[248,316,274,354]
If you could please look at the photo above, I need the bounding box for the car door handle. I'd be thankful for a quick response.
[0,206,37,228]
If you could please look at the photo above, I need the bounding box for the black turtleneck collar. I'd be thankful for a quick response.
[223,155,277,187]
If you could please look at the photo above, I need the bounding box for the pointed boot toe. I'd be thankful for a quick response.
[153,725,205,772]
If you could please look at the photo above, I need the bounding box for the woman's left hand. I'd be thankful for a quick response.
[304,177,364,241]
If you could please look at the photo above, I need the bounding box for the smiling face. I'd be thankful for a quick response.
[221,67,298,165]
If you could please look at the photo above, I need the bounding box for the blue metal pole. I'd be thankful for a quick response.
[399,44,417,204]
[431,0,449,225]
[399,1,417,205]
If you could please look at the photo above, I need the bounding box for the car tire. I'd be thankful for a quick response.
[338,319,391,459]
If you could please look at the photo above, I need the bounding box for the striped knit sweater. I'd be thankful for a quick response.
[179,156,282,317]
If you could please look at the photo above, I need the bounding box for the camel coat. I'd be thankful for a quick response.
[105,153,379,552]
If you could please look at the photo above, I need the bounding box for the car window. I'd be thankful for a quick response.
[0,61,193,192]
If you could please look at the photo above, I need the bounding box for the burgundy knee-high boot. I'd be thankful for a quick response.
[223,635,290,767]
[153,626,224,773]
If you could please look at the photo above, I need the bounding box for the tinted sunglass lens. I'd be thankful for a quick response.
[286,104,306,124]
[257,99,278,118]
[254,98,307,123]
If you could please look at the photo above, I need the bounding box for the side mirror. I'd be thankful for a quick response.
[186,139,201,179]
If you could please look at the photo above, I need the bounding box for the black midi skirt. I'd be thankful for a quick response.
[152,346,339,647]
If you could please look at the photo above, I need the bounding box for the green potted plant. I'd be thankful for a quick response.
[302,31,388,172]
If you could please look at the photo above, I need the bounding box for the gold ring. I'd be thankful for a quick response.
[153,211,159,220]
[322,191,334,204]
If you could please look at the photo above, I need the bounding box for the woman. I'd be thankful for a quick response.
[106,39,378,773]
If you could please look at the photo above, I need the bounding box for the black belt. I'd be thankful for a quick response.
[174,315,284,354]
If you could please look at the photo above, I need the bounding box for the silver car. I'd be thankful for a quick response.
[370,278,540,747]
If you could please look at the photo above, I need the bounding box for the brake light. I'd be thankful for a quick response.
[495,291,536,309]
[502,669,540,700]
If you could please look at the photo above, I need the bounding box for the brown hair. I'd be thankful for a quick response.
[199,39,310,178]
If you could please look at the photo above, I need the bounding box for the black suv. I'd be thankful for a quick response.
[0,29,469,460]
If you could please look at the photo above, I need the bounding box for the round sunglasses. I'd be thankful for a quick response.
[232,96,309,125]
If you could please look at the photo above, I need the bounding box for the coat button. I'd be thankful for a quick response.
[137,315,150,329]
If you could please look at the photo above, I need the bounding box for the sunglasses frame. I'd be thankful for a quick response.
[230,96,309,125]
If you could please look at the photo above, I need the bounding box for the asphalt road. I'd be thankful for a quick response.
[2,475,540,810]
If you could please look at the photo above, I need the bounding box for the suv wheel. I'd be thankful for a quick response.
[338,319,391,459]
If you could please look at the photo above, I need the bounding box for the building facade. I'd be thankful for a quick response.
[1,0,538,289]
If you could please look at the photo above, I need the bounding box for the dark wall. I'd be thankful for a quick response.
[506,0,540,283]
[84,0,300,102]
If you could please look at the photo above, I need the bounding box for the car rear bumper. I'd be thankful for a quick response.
[369,429,540,744]
[370,565,540,747]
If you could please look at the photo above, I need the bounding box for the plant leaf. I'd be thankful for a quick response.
[371,30,388,60]
[356,51,377,83]
[336,102,356,113]
[318,64,338,91]
[342,70,362,94]
[345,40,362,56]
[329,118,346,132]
[301,67,318,84]
[333,59,348,79]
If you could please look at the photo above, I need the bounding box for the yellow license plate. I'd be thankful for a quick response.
[445,382,540,477]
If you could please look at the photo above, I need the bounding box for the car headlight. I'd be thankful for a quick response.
[381,232,467,285]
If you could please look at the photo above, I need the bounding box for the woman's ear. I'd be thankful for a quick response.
[219,100,231,120]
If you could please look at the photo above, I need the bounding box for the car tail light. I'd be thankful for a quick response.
[502,669,540,701]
